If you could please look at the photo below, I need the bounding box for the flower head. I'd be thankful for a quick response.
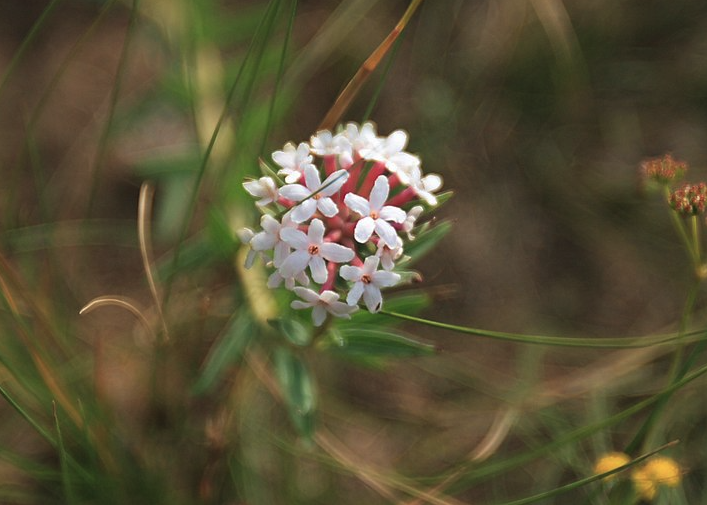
[669,182,707,215]
[239,121,446,326]
[631,456,681,501]
[593,452,631,482]
[641,153,687,185]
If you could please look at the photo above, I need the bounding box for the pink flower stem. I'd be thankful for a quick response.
[321,261,338,292]
[324,155,337,176]
[386,187,416,207]
[358,162,386,198]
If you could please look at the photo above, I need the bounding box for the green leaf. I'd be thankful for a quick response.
[268,317,312,347]
[273,347,316,441]
[404,220,452,264]
[321,327,437,359]
[192,312,255,395]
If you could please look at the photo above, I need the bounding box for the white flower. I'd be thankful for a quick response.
[359,129,407,162]
[340,256,400,312]
[310,130,351,156]
[376,237,404,271]
[291,287,358,326]
[408,165,443,206]
[272,142,314,183]
[243,176,279,206]
[249,212,297,268]
[344,175,406,247]
[343,122,380,158]
[279,165,349,223]
[402,205,424,240]
[279,218,355,283]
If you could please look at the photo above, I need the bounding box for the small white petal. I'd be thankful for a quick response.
[319,290,340,304]
[250,231,277,251]
[304,165,322,191]
[344,193,370,216]
[319,169,349,196]
[422,173,443,192]
[374,219,399,248]
[362,255,380,275]
[291,300,312,310]
[312,305,327,326]
[354,217,376,243]
[328,300,357,318]
[347,282,364,305]
[316,197,338,218]
[273,241,290,268]
[339,264,362,281]
[308,219,325,244]
[280,228,309,250]
[309,256,327,284]
[379,205,406,223]
[363,285,383,313]
[279,184,309,202]
[293,287,320,303]
[369,176,390,210]
[291,199,318,223]
[372,270,400,288]
[279,250,310,278]
[320,243,355,263]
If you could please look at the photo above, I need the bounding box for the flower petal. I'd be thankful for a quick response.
[320,242,355,263]
[379,205,406,223]
[369,176,389,210]
[372,270,401,288]
[308,255,327,284]
[362,255,380,275]
[308,218,325,244]
[291,300,312,310]
[339,264,362,281]
[311,305,327,326]
[280,228,309,250]
[250,231,276,251]
[320,169,349,196]
[279,184,309,202]
[346,281,364,306]
[354,217,375,243]
[279,250,310,278]
[291,199,317,223]
[293,287,320,303]
[363,284,383,313]
[374,219,399,248]
[304,164,322,191]
[344,193,370,216]
[316,197,338,218]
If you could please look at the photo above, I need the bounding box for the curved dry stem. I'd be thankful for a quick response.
[318,0,426,130]
[138,182,170,342]
[80,295,157,343]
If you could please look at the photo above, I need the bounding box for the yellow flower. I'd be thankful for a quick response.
[643,456,681,487]
[632,467,657,500]
[632,456,681,501]
[594,452,631,481]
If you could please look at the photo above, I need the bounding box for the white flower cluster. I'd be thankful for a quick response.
[241,122,443,327]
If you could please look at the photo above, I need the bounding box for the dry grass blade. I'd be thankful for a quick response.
[138,182,169,342]
[318,0,425,130]
[79,295,157,343]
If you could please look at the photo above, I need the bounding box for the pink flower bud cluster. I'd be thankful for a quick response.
[240,122,443,326]
[641,153,687,185]
[669,182,707,215]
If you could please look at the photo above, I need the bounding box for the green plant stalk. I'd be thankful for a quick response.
[162,0,282,307]
[664,187,699,267]
[86,0,141,217]
[378,310,704,348]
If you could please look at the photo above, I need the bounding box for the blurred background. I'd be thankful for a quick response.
[1,0,707,503]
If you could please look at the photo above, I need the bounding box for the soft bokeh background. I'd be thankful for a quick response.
[1,0,707,503]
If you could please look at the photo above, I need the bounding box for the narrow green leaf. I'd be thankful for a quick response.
[322,327,437,359]
[268,317,312,347]
[273,347,316,441]
[192,312,255,395]
[53,403,78,505]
